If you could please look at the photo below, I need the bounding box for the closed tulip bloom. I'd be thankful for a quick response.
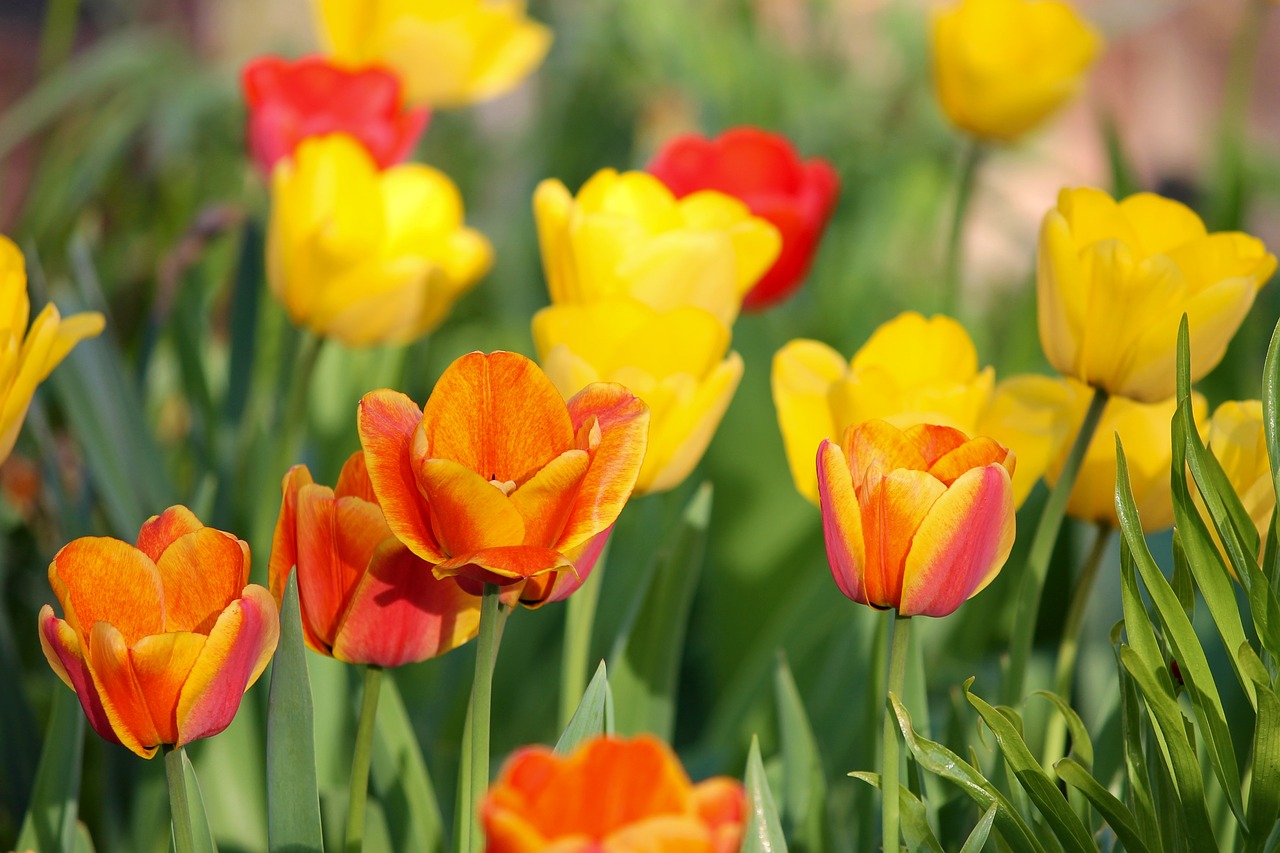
[358,351,648,607]
[38,507,279,758]
[773,312,1070,508]
[932,0,1102,142]
[0,236,104,465]
[268,452,481,667]
[482,735,745,853]
[534,299,741,495]
[535,169,781,327]
[1044,378,1207,532]
[647,127,839,310]
[818,421,1016,617]
[1195,400,1271,559]
[1038,187,1276,403]
[242,55,428,174]
[314,0,552,108]
[267,134,492,347]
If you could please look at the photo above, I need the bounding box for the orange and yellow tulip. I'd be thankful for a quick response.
[773,312,1071,508]
[1038,187,1276,402]
[357,350,648,607]
[818,421,1016,617]
[38,507,278,758]
[482,735,744,853]
[932,0,1102,142]
[534,169,781,327]
[268,452,481,667]
[314,0,553,108]
[0,235,105,465]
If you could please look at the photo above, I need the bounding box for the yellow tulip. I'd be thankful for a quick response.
[1038,187,1276,403]
[534,169,781,328]
[1198,400,1271,560]
[532,298,742,495]
[932,0,1102,142]
[771,312,1071,507]
[266,134,492,347]
[0,236,105,464]
[314,0,552,108]
[1044,378,1207,532]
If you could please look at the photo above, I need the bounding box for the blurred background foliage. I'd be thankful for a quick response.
[1,0,1279,850]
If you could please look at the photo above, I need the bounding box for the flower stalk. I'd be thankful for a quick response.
[344,664,384,853]
[455,584,509,853]
[163,744,196,853]
[882,612,913,853]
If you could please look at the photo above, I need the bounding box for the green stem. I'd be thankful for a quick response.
[559,541,610,728]
[279,331,325,465]
[163,744,195,853]
[1213,0,1269,230]
[455,585,508,853]
[38,0,79,75]
[882,612,912,853]
[1002,386,1109,705]
[941,140,984,317]
[1040,524,1112,770]
[344,665,384,853]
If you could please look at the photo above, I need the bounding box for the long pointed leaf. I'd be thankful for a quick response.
[14,687,84,853]
[849,772,943,853]
[372,673,446,853]
[556,662,613,755]
[743,735,788,853]
[773,654,827,853]
[1053,758,1152,853]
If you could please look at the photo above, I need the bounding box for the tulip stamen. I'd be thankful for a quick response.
[490,478,517,496]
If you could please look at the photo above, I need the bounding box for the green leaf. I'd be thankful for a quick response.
[15,687,85,853]
[962,680,1096,853]
[891,695,1044,853]
[1261,316,1280,508]
[1112,617,1161,849]
[848,772,942,853]
[181,748,218,853]
[772,653,827,853]
[958,804,998,853]
[372,673,446,853]
[1053,758,1152,853]
[610,483,712,738]
[1031,692,1093,771]
[743,735,789,853]
[266,572,323,852]
[555,661,614,756]
[1115,439,1245,824]
[1245,671,1280,850]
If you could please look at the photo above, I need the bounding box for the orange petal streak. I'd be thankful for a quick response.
[845,421,929,491]
[419,457,526,556]
[898,465,1016,617]
[927,436,1015,485]
[49,537,164,646]
[155,528,250,633]
[86,620,160,758]
[129,631,206,745]
[858,468,946,609]
[268,465,315,604]
[136,506,206,563]
[358,389,445,563]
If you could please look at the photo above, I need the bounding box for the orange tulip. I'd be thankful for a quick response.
[357,350,648,607]
[818,421,1016,617]
[482,735,745,853]
[268,451,482,667]
[38,507,278,758]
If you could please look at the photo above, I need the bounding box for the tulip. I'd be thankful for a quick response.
[1201,400,1271,555]
[1038,187,1276,403]
[268,451,481,667]
[0,236,105,465]
[482,735,745,853]
[931,0,1102,142]
[773,312,1070,508]
[313,0,552,108]
[357,350,648,607]
[267,133,492,347]
[533,298,741,495]
[1043,378,1207,533]
[817,420,1016,618]
[647,127,840,310]
[534,169,781,327]
[242,55,428,174]
[38,507,278,758]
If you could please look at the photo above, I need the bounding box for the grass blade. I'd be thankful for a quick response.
[743,735,788,853]
[555,661,614,756]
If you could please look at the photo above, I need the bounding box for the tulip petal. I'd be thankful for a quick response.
[155,527,251,634]
[927,436,1015,485]
[49,536,164,645]
[558,383,648,549]
[335,450,379,503]
[902,423,973,469]
[38,606,120,748]
[816,440,867,605]
[1116,193,1206,257]
[268,464,315,604]
[860,468,948,609]
[332,539,481,667]
[176,585,279,746]
[358,388,446,563]
[130,631,205,745]
[508,448,592,548]
[844,421,929,488]
[899,464,1015,617]
[86,620,160,758]
[136,505,204,563]
[435,545,573,587]
[422,351,574,484]
[771,338,848,505]
[419,457,526,556]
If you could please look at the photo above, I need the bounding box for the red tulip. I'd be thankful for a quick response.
[242,55,428,174]
[648,127,839,310]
